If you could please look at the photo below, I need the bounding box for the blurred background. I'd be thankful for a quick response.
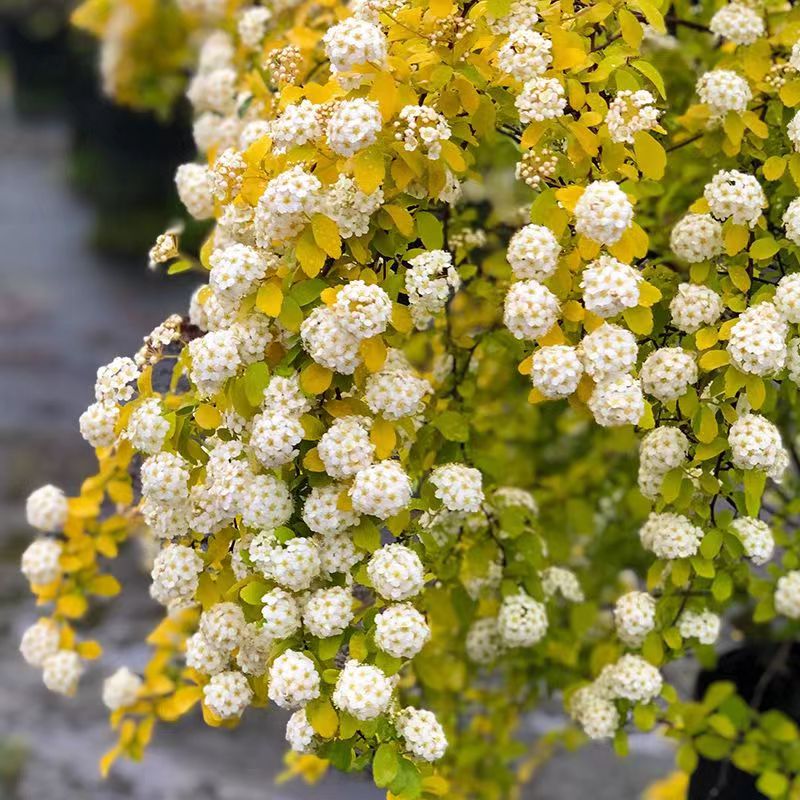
[0,3,676,797]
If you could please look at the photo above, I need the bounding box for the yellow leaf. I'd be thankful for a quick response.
[77,640,103,659]
[429,0,453,16]
[158,686,203,721]
[723,224,750,256]
[562,299,585,321]
[528,387,547,404]
[87,574,122,597]
[57,594,87,619]
[637,282,662,308]
[353,147,385,193]
[300,363,333,394]
[297,228,328,277]
[699,349,730,371]
[99,745,122,778]
[518,355,533,375]
[780,80,800,107]
[745,374,766,410]
[311,214,342,258]
[195,404,222,430]
[622,305,653,335]
[763,156,786,181]
[697,405,718,443]
[555,185,585,213]
[370,418,396,459]
[618,8,643,48]
[695,327,719,350]
[256,282,284,317]
[308,698,339,738]
[303,448,326,472]
[360,337,387,372]
[383,204,414,238]
[369,72,397,120]
[390,304,412,333]
[439,140,467,172]
[633,131,666,180]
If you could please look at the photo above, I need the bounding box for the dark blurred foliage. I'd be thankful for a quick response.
[0,0,201,257]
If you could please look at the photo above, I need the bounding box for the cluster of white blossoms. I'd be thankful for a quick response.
[614,591,656,647]
[580,255,641,318]
[678,609,721,645]
[727,302,788,376]
[394,105,452,160]
[364,354,431,419]
[515,147,558,189]
[375,603,431,659]
[570,655,662,739]
[709,2,764,46]
[775,571,800,619]
[540,567,584,602]
[497,593,548,647]
[322,17,387,83]
[703,169,766,227]
[530,345,583,399]
[670,213,723,263]
[605,90,661,144]
[430,464,484,513]
[639,512,703,560]
[640,347,698,402]
[333,660,393,719]
[729,413,788,480]
[775,273,800,323]
[367,543,425,600]
[784,198,800,244]
[588,374,645,428]
[669,282,723,334]
[573,181,634,245]
[149,544,204,608]
[175,162,215,220]
[394,708,448,762]
[26,484,68,532]
[516,76,567,123]
[638,426,689,499]
[731,517,774,565]
[268,649,321,709]
[204,671,254,719]
[503,279,560,341]
[326,99,382,156]
[497,29,552,79]
[405,249,462,329]
[102,667,143,711]
[507,224,561,281]
[696,69,752,117]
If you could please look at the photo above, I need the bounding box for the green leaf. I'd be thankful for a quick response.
[756,771,789,799]
[290,278,328,306]
[744,469,767,517]
[416,211,444,250]
[239,580,270,605]
[432,411,469,442]
[373,743,399,788]
[243,362,270,406]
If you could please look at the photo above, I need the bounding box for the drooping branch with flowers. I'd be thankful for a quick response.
[19,0,800,796]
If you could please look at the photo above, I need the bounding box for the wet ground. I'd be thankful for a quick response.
[0,79,675,799]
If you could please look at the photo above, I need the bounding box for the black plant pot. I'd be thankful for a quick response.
[688,642,800,800]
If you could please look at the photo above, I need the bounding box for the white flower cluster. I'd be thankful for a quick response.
[638,426,689,499]
[26,485,68,532]
[268,649,320,708]
[606,90,661,144]
[669,283,723,333]
[727,302,787,376]
[614,591,656,647]
[540,567,584,602]
[503,280,560,340]
[580,255,641,318]
[588,374,645,428]
[204,670,254,719]
[42,649,84,696]
[364,356,431,419]
[466,617,503,664]
[639,512,703,560]
[640,347,698,402]
[375,603,430,659]
[730,517,774,565]
[775,273,800,323]
[530,345,583,399]
[260,587,301,638]
[394,707,448,762]
[326,99,382,156]
[102,667,142,711]
[303,586,354,638]
[703,170,765,227]
[573,181,634,245]
[209,243,271,307]
[175,162,215,220]
[405,250,462,329]
[19,619,60,668]
[21,538,63,586]
[95,356,139,403]
[497,29,552,80]
[728,413,788,481]
[301,306,362,374]
[79,400,119,449]
[579,323,637,380]
[270,99,322,153]
[124,398,169,454]
[333,660,393,720]
[784,198,800,244]
[367,543,425,599]
[775,571,800,619]
[696,69,751,117]
[670,214,723,263]
[255,165,321,245]
[507,224,561,281]
[149,543,203,607]
[709,3,764,46]
[516,77,566,123]
[430,463,484,513]
[498,593,548,647]
[302,483,359,535]
[394,105,452,160]
[516,147,558,189]
[678,609,721,645]
[286,708,316,753]
[323,18,387,82]
[189,330,242,396]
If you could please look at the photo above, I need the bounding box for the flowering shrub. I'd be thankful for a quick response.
[20,0,800,796]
